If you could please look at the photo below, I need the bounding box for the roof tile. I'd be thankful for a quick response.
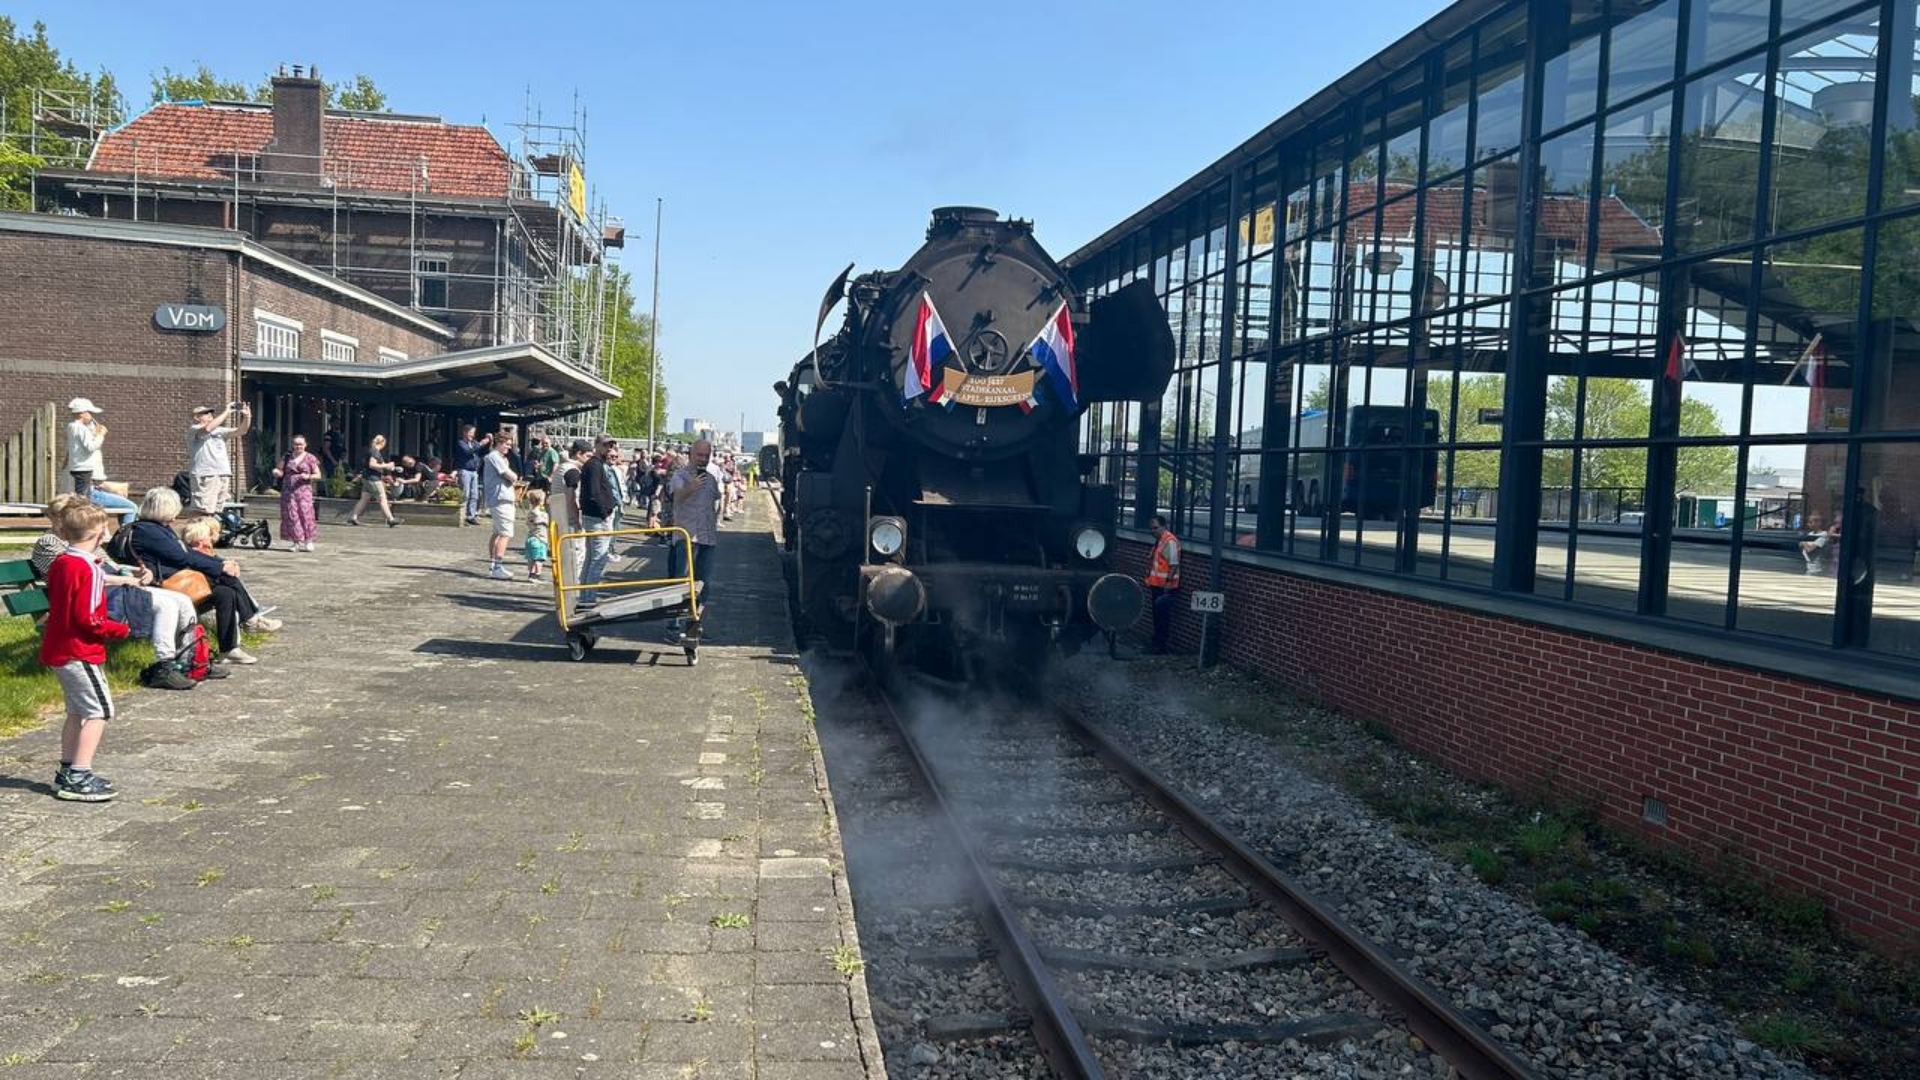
[89,103,511,200]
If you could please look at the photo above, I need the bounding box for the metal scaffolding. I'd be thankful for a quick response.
[506,96,620,437]
[3,86,624,437]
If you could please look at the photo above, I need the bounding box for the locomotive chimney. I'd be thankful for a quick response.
[928,206,1001,237]
[262,65,325,185]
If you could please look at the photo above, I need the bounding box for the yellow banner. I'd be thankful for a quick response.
[939,367,1036,408]
[567,161,588,221]
[1238,204,1276,248]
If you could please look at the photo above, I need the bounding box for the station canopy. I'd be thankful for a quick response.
[241,342,621,421]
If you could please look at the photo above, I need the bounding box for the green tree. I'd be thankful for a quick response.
[1301,373,1332,412]
[0,17,117,209]
[1538,376,1734,493]
[1674,400,1739,495]
[150,64,257,103]
[331,74,387,112]
[1427,374,1506,488]
[149,66,389,111]
[600,268,669,439]
[0,142,43,202]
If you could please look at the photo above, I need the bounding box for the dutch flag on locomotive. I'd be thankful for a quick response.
[905,291,953,404]
[1029,302,1078,411]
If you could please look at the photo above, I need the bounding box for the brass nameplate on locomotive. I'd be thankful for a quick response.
[937,367,1036,408]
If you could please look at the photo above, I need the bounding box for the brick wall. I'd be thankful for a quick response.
[0,225,452,496]
[1120,537,1920,947]
[143,200,496,348]
[0,230,235,489]
[242,264,445,361]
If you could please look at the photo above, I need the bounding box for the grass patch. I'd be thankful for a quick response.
[709,912,750,930]
[1661,929,1719,968]
[0,617,150,738]
[831,945,865,977]
[1463,844,1506,885]
[1516,816,1572,864]
[1745,1012,1834,1056]
[0,618,272,738]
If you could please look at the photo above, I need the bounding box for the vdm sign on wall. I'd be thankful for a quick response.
[154,304,227,333]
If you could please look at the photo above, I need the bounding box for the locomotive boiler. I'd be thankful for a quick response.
[773,207,1173,675]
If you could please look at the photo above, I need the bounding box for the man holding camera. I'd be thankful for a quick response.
[188,402,251,513]
[669,439,725,598]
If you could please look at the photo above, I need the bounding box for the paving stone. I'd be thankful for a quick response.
[755,1020,865,1061]
[634,1018,753,1061]
[758,951,849,985]
[0,503,877,1077]
[754,981,862,1023]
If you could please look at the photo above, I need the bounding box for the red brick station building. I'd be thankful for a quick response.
[0,70,618,495]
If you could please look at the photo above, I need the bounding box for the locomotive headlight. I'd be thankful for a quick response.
[1072,526,1107,561]
[868,517,906,557]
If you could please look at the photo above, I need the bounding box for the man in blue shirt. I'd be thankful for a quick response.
[452,424,484,526]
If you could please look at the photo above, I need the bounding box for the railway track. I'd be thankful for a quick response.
[867,679,1540,1080]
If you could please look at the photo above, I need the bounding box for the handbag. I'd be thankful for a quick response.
[161,569,213,606]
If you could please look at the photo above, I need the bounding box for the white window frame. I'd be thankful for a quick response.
[254,310,303,359]
[377,347,409,364]
[415,257,450,309]
[321,329,359,365]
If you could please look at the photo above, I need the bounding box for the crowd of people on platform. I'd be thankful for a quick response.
[29,392,761,803]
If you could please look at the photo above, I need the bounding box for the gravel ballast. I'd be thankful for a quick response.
[1060,658,1823,1080]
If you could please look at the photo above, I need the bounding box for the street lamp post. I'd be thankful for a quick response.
[648,197,662,450]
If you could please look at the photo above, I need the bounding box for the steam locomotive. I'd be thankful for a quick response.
[771,207,1174,676]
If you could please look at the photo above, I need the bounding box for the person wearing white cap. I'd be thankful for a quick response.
[65,398,107,497]
[64,399,137,525]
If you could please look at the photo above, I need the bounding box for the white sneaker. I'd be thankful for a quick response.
[218,647,259,665]
[488,565,512,581]
[243,616,284,632]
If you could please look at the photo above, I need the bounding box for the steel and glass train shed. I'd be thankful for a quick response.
[1066,0,1920,944]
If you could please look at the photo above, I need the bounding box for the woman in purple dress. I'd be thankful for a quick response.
[273,434,321,552]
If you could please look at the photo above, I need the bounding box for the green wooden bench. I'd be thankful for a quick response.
[1,558,48,618]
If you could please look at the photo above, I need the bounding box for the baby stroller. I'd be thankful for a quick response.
[169,471,271,549]
[214,503,272,549]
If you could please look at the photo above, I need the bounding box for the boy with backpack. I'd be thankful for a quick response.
[41,502,131,802]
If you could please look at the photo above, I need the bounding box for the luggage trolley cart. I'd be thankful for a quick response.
[550,522,704,664]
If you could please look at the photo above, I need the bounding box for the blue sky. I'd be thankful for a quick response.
[22,0,1453,435]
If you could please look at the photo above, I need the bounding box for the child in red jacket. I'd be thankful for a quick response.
[40,502,131,802]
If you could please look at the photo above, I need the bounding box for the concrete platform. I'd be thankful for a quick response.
[0,494,883,1078]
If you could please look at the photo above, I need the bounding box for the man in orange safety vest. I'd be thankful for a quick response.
[1144,514,1181,654]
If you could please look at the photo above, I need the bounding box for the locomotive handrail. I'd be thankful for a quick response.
[548,522,700,633]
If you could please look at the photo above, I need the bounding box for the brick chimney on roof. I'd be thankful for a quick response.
[262,65,324,185]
